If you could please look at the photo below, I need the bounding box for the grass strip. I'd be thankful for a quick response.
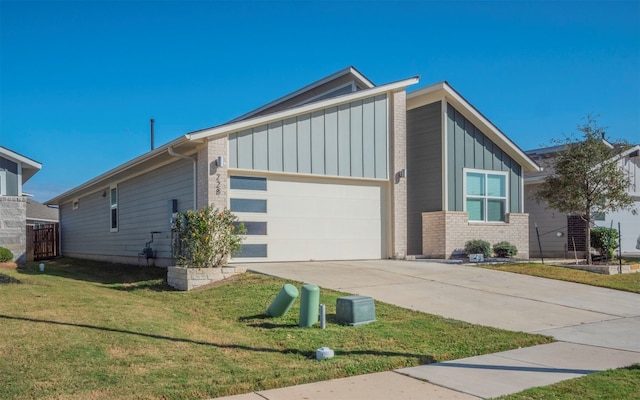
[495,364,640,399]
[476,263,640,293]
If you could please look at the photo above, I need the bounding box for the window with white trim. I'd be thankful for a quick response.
[0,171,5,196]
[110,186,118,232]
[465,169,508,222]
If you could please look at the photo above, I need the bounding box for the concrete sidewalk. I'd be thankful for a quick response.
[214,260,640,399]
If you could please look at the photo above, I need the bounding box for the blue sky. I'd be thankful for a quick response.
[1,0,639,202]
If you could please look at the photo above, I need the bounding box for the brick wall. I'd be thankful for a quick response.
[206,136,228,210]
[0,196,27,262]
[391,90,407,259]
[422,211,530,259]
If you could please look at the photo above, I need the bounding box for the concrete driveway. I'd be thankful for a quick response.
[225,259,640,399]
[243,260,639,349]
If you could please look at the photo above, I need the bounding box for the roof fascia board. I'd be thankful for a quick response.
[0,146,42,170]
[229,66,376,123]
[617,144,640,159]
[348,66,376,88]
[27,218,59,223]
[524,176,546,184]
[524,145,640,186]
[45,136,192,205]
[408,82,541,173]
[188,76,419,141]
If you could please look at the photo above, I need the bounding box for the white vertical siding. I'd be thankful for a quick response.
[350,100,364,177]
[297,114,312,174]
[268,122,283,172]
[282,118,297,173]
[337,104,351,177]
[325,107,339,176]
[311,110,325,174]
[253,125,268,170]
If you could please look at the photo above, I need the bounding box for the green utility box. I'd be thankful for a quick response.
[336,295,376,326]
[299,284,320,327]
[267,283,299,317]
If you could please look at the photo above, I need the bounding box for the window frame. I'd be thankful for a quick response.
[110,186,118,232]
[0,170,5,196]
[463,168,509,223]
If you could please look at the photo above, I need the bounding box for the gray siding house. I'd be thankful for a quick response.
[0,146,42,262]
[47,67,540,265]
[525,143,640,258]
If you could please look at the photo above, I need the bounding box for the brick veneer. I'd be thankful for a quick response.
[0,196,27,262]
[197,136,228,210]
[391,90,407,259]
[422,211,530,259]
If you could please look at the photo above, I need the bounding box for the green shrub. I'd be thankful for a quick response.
[493,241,518,258]
[174,206,246,268]
[464,239,491,258]
[590,227,619,259]
[0,247,13,262]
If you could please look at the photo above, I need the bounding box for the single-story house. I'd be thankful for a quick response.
[0,146,43,262]
[46,67,540,265]
[27,199,59,227]
[525,143,640,258]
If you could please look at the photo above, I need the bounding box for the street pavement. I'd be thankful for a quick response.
[213,260,640,399]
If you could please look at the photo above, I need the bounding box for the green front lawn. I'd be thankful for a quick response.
[0,258,552,400]
[477,263,640,293]
[495,364,640,399]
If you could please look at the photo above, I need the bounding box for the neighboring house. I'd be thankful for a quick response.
[0,146,42,262]
[26,199,59,227]
[525,143,640,258]
[46,67,540,266]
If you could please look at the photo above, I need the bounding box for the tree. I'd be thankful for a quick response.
[535,115,636,264]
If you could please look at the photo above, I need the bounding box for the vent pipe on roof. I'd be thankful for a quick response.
[150,118,155,151]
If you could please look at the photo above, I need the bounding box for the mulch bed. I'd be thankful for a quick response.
[0,273,21,284]
[0,262,21,284]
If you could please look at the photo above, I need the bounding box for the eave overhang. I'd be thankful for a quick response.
[407,82,541,173]
[186,75,420,142]
[229,66,377,123]
[45,136,201,205]
[0,146,42,183]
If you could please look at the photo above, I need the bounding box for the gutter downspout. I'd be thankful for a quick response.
[168,146,197,209]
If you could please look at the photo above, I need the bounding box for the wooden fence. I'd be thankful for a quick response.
[26,224,59,261]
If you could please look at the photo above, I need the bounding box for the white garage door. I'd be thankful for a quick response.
[229,174,388,262]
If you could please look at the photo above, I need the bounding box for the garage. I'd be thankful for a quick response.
[229,174,388,262]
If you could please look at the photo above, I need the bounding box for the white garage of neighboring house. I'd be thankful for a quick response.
[46,67,539,265]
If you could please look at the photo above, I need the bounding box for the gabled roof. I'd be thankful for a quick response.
[0,146,42,183]
[46,70,419,205]
[187,75,419,141]
[229,66,376,123]
[27,199,59,223]
[407,82,541,173]
[45,135,197,205]
[524,142,637,184]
